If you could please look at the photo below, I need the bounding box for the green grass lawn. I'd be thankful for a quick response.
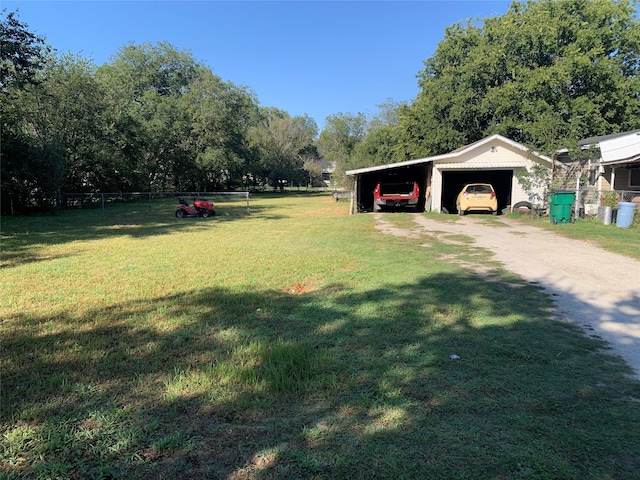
[2,193,640,479]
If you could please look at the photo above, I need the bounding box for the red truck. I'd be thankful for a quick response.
[373,181,420,212]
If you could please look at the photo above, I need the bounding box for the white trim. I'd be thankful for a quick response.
[436,162,527,170]
[598,154,640,166]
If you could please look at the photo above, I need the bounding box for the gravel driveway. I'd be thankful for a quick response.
[378,214,640,378]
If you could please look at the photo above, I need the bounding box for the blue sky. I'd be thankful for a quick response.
[5,1,512,130]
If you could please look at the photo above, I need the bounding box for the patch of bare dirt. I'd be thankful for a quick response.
[285,282,318,295]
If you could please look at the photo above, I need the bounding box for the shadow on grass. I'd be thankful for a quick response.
[4,270,640,479]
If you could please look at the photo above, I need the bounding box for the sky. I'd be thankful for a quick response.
[5,0,513,130]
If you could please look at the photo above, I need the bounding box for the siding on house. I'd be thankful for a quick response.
[429,141,551,212]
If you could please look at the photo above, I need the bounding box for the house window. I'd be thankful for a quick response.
[630,168,640,188]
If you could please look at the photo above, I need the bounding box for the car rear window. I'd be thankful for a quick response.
[468,185,492,194]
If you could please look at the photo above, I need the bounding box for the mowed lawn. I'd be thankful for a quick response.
[2,193,640,480]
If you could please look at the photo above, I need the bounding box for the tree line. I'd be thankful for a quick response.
[1,14,323,213]
[2,0,639,214]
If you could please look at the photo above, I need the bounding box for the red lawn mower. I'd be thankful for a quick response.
[175,197,215,218]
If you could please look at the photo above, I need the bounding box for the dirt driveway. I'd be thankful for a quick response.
[376,214,640,379]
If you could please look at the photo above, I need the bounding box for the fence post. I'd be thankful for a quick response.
[575,176,580,219]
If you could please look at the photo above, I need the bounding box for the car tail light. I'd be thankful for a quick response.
[490,192,495,198]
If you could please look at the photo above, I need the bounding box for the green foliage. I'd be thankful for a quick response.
[1,10,53,211]
[317,112,368,182]
[0,9,50,94]
[187,69,259,189]
[318,103,409,184]
[399,0,640,158]
[600,190,620,208]
[96,42,233,192]
[351,124,399,168]
[516,163,552,205]
[250,110,319,190]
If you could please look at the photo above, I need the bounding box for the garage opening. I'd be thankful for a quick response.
[356,165,430,212]
[441,170,513,214]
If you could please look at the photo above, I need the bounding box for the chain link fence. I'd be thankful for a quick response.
[574,187,640,216]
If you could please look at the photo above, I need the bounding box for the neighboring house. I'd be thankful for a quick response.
[346,134,566,214]
[556,129,640,214]
[321,160,335,186]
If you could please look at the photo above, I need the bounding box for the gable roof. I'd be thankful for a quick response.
[346,134,561,175]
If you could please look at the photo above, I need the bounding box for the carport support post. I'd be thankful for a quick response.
[350,176,358,214]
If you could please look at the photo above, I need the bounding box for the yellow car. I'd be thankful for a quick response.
[456,183,498,215]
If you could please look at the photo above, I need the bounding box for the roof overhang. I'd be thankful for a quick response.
[599,154,640,167]
[345,156,436,175]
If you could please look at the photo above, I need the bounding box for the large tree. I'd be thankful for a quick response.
[398,0,640,159]
[185,69,259,190]
[96,42,203,191]
[1,10,53,212]
[97,42,260,191]
[24,55,121,193]
[250,109,318,190]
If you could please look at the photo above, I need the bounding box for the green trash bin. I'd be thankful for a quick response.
[548,191,575,224]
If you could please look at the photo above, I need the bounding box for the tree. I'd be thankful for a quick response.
[351,100,406,169]
[185,69,259,190]
[0,9,50,94]
[250,110,318,190]
[399,0,640,159]
[317,112,367,182]
[1,10,53,212]
[96,42,203,191]
[97,42,260,191]
[25,55,118,193]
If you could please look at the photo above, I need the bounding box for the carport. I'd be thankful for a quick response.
[351,163,431,213]
[347,134,559,214]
